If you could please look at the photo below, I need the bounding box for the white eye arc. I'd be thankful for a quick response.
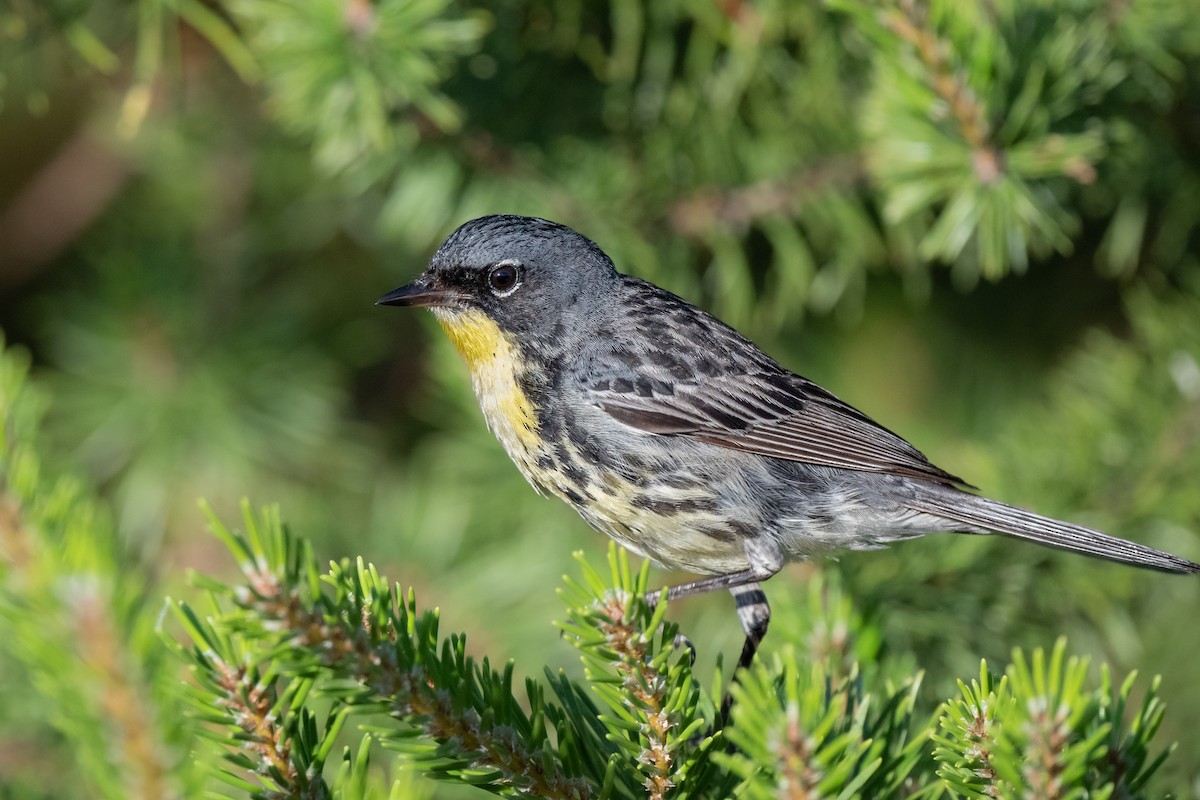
[488,259,523,297]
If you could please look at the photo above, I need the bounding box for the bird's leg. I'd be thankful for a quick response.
[720,582,770,724]
[643,568,768,665]
[644,568,764,605]
[730,583,771,671]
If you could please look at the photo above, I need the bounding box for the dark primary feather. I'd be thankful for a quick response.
[582,277,968,487]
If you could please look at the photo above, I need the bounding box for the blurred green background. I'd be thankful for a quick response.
[1,0,1198,796]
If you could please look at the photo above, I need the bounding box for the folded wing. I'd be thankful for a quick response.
[590,366,968,487]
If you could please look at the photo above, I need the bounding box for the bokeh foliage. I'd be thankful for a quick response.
[1,0,1198,796]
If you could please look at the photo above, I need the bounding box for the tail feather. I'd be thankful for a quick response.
[907,488,1199,574]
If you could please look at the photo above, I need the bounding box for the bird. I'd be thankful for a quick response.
[378,214,1199,680]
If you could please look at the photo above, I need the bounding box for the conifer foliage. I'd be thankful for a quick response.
[1,0,1198,797]
[0,346,1177,796]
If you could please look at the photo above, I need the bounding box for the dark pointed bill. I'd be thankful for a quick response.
[376,275,457,308]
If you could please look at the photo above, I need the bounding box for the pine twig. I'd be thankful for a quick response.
[233,556,592,800]
[883,0,1002,183]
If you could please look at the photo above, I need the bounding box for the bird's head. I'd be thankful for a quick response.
[378,215,618,363]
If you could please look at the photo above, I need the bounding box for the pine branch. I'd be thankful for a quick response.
[0,340,194,800]
[0,338,1186,798]
[558,552,716,799]
[881,0,1000,183]
[934,639,1173,798]
[174,504,594,799]
[174,506,1184,799]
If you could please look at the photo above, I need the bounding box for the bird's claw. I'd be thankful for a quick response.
[672,631,697,665]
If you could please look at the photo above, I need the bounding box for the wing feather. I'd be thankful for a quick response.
[582,277,969,487]
[592,371,968,486]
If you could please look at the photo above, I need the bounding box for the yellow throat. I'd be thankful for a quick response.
[432,307,540,452]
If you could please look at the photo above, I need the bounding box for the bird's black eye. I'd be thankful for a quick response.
[487,262,521,296]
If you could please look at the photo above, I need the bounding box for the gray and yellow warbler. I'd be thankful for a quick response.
[379,214,1198,674]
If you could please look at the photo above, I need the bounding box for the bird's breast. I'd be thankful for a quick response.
[432,307,542,458]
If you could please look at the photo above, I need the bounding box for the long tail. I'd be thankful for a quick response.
[906,486,1199,574]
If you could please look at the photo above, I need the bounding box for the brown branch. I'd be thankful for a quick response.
[778,706,822,800]
[1022,698,1068,799]
[1,489,178,799]
[0,129,130,288]
[964,702,1000,798]
[0,494,33,573]
[668,155,865,238]
[595,593,675,800]
[210,656,304,790]
[71,583,179,800]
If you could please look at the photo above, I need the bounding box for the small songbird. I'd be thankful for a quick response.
[378,214,1199,673]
